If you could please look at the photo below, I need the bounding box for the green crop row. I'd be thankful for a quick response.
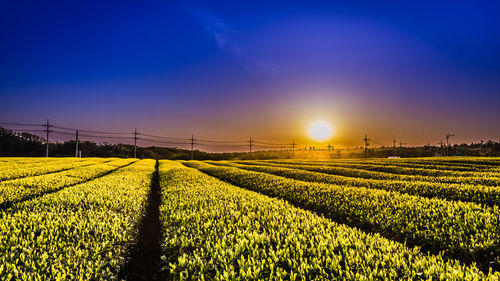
[0,159,155,280]
[259,159,483,172]
[0,158,65,172]
[0,158,62,167]
[261,160,500,179]
[270,157,500,168]
[159,160,499,280]
[359,160,499,172]
[0,158,136,207]
[412,158,500,167]
[241,161,500,186]
[0,158,109,181]
[358,158,500,171]
[187,161,500,271]
[260,158,500,174]
[213,161,500,207]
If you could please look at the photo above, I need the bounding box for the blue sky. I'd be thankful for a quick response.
[1,0,499,149]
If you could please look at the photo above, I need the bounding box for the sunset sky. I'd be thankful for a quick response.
[1,1,499,150]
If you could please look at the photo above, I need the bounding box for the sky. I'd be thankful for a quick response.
[1,0,499,151]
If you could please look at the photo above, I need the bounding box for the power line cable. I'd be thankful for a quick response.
[137,132,190,141]
[253,140,291,146]
[136,137,190,146]
[0,122,44,127]
[52,125,131,135]
[2,121,324,151]
[195,138,248,144]
[194,143,249,148]
[51,130,134,139]
[2,128,47,132]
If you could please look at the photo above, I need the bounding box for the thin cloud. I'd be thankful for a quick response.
[182,2,240,53]
[182,1,281,73]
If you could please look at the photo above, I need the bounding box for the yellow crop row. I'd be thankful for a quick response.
[0,159,155,280]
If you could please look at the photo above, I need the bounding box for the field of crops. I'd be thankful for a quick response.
[1,157,500,280]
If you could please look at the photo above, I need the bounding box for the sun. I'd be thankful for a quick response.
[308,120,333,142]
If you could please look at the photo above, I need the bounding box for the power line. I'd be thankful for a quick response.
[50,131,75,136]
[195,138,248,144]
[0,122,44,127]
[253,145,284,150]
[253,140,290,146]
[2,128,47,132]
[136,132,190,141]
[137,133,249,143]
[193,143,249,147]
[134,132,251,144]
[52,130,134,139]
[2,121,297,147]
[136,137,189,145]
[52,125,131,135]
[1,120,346,156]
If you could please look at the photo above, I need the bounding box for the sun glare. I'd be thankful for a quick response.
[308,120,333,142]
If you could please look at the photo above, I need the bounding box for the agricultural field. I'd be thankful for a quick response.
[1,157,500,280]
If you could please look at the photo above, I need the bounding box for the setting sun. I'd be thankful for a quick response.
[308,120,334,142]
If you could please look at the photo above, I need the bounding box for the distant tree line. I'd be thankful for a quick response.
[1,127,499,159]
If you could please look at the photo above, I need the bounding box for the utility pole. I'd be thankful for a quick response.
[363,134,371,158]
[446,133,455,156]
[292,140,295,159]
[134,128,137,158]
[249,137,253,153]
[399,142,407,157]
[392,135,397,157]
[191,135,194,160]
[43,119,52,157]
[75,130,79,158]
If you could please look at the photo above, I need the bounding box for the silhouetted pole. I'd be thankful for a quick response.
[191,135,194,160]
[292,140,295,159]
[249,137,253,153]
[44,119,52,157]
[446,133,455,156]
[392,135,397,156]
[363,134,371,158]
[134,128,137,158]
[399,142,407,157]
[75,130,79,158]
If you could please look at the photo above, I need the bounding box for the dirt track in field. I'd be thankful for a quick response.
[120,160,163,281]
